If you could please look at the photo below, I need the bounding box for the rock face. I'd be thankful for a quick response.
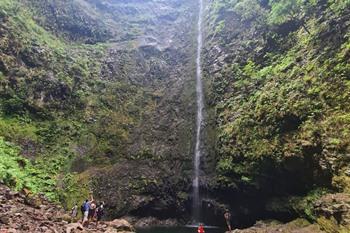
[1,0,350,230]
[314,193,350,231]
[0,0,198,221]
[0,183,135,233]
[200,0,350,228]
[78,0,198,219]
[125,216,179,228]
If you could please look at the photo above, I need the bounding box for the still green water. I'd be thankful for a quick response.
[137,226,224,233]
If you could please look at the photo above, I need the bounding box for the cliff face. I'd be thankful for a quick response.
[0,0,198,220]
[2,0,350,231]
[203,0,350,230]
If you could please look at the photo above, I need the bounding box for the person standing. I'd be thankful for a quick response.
[96,201,105,227]
[81,200,88,221]
[224,209,232,231]
[88,201,97,223]
[197,223,205,233]
[71,203,78,219]
[82,199,91,226]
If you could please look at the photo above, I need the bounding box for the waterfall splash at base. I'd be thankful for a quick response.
[192,0,204,224]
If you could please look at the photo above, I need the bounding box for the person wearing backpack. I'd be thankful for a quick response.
[81,200,88,221]
[82,199,91,226]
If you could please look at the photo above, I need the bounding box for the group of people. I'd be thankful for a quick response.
[69,195,105,227]
[72,200,232,231]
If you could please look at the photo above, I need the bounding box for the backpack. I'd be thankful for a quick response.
[80,203,86,212]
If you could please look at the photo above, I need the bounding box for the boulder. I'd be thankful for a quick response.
[104,228,118,233]
[107,219,135,232]
[133,217,159,228]
[66,223,84,233]
[314,193,350,226]
[56,214,73,223]
[24,195,42,209]
[128,216,179,228]
[0,214,10,225]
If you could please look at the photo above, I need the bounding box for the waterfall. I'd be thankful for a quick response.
[192,0,204,223]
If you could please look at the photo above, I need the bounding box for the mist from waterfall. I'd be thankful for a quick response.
[192,0,204,224]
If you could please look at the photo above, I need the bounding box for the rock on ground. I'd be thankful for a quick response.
[230,219,324,233]
[0,183,135,233]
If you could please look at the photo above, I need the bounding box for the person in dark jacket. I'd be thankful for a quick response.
[95,201,105,227]
[224,209,232,231]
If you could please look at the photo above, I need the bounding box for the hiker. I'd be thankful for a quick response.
[197,223,205,233]
[81,200,88,221]
[88,200,97,223]
[71,203,78,219]
[224,209,232,231]
[95,201,105,227]
[82,199,91,226]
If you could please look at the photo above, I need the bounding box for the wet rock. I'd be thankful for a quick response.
[161,218,179,227]
[134,217,159,227]
[126,216,179,228]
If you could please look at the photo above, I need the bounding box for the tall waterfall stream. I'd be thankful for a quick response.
[192,0,204,223]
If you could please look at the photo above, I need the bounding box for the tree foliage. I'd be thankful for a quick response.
[268,0,317,33]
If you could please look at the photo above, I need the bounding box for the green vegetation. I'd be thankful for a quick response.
[0,136,63,200]
[0,0,197,218]
[2,0,349,228]
[208,0,350,187]
[206,0,350,229]
[0,0,147,206]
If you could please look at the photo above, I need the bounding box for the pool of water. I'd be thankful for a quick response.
[137,226,225,233]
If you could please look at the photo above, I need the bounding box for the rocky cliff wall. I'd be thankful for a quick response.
[0,0,199,221]
[202,0,350,230]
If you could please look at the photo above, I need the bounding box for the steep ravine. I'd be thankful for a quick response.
[1,0,350,232]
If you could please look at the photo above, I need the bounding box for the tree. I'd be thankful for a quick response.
[328,0,350,15]
[268,0,312,34]
[234,0,267,23]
